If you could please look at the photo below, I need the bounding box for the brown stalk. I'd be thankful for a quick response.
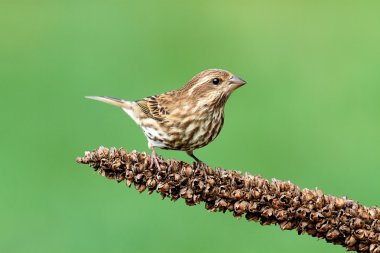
[76,146,380,253]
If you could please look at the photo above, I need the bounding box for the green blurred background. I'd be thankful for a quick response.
[1,1,379,252]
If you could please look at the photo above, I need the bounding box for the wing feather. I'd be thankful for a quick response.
[136,95,171,121]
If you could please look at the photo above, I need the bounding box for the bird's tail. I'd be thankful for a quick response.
[85,96,130,109]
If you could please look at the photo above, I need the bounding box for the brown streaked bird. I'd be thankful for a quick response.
[86,69,246,168]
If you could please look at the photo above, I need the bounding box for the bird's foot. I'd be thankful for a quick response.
[186,151,208,168]
[150,151,161,169]
[195,160,208,169]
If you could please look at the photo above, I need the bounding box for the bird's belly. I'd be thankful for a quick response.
[142,125,171,149]
[140,112,224,151]
[151,120,223,151]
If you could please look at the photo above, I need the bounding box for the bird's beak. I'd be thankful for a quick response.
[229,76,246,90]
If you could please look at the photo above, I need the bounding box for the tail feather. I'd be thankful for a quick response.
[85,96,130,108]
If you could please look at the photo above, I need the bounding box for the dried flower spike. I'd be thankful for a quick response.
[77,146,380,253]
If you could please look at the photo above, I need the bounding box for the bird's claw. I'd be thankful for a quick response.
[195,160,208,169]
[150,151,161,169]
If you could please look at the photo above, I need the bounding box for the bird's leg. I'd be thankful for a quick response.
[186,151,207,168]
[150,147,161,169]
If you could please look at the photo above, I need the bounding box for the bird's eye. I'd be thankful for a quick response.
[212,78,220,85]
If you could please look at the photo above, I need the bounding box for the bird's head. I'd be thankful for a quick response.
[180,69,246,107]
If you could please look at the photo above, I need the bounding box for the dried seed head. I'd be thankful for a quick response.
[77,147,380,253]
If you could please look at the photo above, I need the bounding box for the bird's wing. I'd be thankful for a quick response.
[136,94,173,121]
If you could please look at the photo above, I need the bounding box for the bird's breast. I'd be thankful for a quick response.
[138,106,225,151]
[175,108,225,150]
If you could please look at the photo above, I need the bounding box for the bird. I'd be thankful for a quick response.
[86,69,246,168]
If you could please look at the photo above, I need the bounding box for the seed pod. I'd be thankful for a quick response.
[301,189,314,203]
[279,194,290,205]
[326,229,340,240]
[248,202,259,213]
[261,207,274,218]
[137,184,146,193]
[338,224,351,235]
[295,207,309,219]
[354,229,368,241]
[183,189,193,199]
[333,197,345,209]
[232,189,243,200]
[192,179,204,192]
[251,189,261,199]
[316,222,330,233]
[321,206,332,218]
[345,235,357,247]
[147,178,157,189]
[310,212,324,222]
[368,231,378,243]
[216,199,228,208]
[157,182,169,193]
[368,208,379,220]
[373,220,380,232]
[358,242,369,252]
[206,178,215,186]
[246,212,259,222]
[116,173,125,183]
[370,244,380,253]
[359,207,371,222]
[274,210,288,221]
[219,186,230,198]
[351,218,364,229]
[280,221,294,230]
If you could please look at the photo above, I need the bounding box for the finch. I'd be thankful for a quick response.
[86,69,246,168]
